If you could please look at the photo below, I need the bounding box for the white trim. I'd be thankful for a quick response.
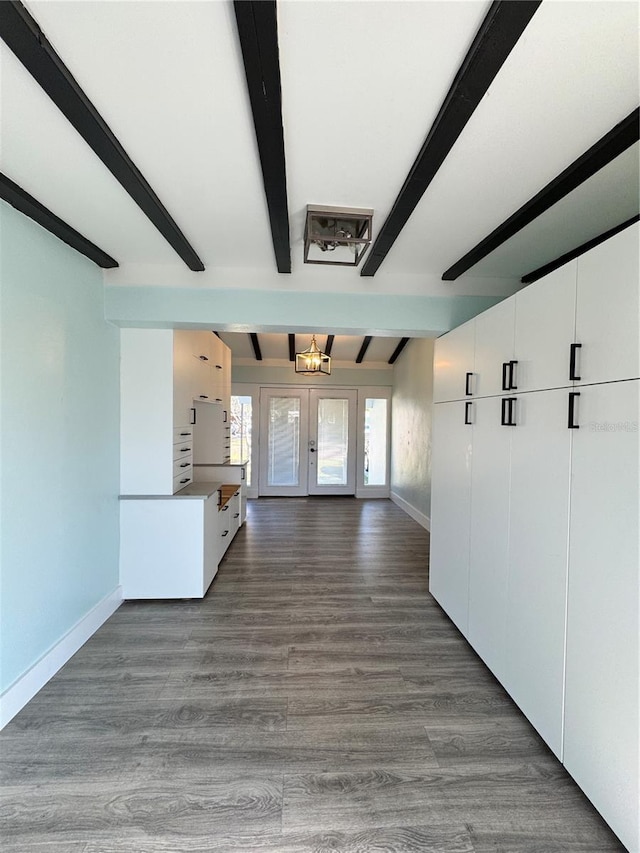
[0,586,123,729]
[390,491,431,531]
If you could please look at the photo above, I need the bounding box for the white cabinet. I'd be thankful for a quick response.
[428,401,473,635]
[575,224,639,385]
[473,296,516,398]
[505,388,572,758]
[514,261,577,392]
[430,222,638,849]
[121,329,232,495]
[193,463,248,524]
[563,379,639,852]
[433,320,475,403]
[193,400,229,465]
[120,490,221,599]
[467,396,511,685]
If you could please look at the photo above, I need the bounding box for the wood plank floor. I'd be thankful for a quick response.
[1,498,625,852]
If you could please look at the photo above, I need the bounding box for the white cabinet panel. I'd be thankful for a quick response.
[473,297,516,398]
[467,396,511,683]
[193,400,226,465]
[433,321,475,403]
[505,389,572,758]
[514,261,577,392]
[575,223,639,384]
[564,379,639,852]
[429,401,473,635]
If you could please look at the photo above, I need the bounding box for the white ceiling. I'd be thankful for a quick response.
[1,0,638,359]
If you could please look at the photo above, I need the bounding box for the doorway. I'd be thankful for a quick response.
[258,388,357,496]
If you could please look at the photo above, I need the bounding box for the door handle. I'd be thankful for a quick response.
[465,372,473,396]
[464,401,472,425]
[502,362,510,391]
[309,448,316,453]
[501,397,517,426]
[509,360,518,390]
[568,392,580,429]
[569,343,582,381]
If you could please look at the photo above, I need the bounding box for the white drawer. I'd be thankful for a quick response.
[173,443,193,461]
[173,426,194,444]
[173,471,193,492]
[173,456,193,477]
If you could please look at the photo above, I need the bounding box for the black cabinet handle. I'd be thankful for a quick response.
[190,407,196,425]
[234,513,240,519]
[179,463,189,468]
[179,478,190,485]
[221,530,229,537]
[222,505,228,512]
[199,355,209,361]
[568,392,580,429]
[464,401,472,425]
[216,364,222,370]
[180,431,191,436]
[569,343,582,381]
[180,447,191,452]
[241,468,245,480]
[199,395,209,399]
[502,362,509,391]
[509,360,518,390]
[465,372,473,396]
[501,398,517,426]
[223,410,228,423]
[216,398,222,402]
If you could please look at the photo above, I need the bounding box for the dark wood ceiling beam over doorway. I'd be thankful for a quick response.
[234,1,291,274]
[0,1,205,271]
[324,335,335,357]
[360,0,542,277]
[355,336,373,364]
[443,108,640,280]
[249,333,262,361]
[288,334,296,362]
[388,337,410,364]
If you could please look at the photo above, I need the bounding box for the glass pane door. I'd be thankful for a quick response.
[308,390,357,495]
[258,389,309,496]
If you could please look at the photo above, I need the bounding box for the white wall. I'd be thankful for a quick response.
[0,204,121,722]
[390,337,435,529]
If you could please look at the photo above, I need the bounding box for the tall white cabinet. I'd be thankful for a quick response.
[430,222,639,851]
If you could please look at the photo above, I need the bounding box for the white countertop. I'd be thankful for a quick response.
[119,481,223,501]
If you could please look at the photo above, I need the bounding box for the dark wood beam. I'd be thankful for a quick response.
[443,108,640,280]
[388,338,410,365]
[356,336,373,364]
[288,334,296,362]
[234,1,291,273]
[521,215,640,285]
[324,335,335,357]
[1,172,118,268]
[0,1,204,271]
[249,333,262,361]
[361,0,541,277]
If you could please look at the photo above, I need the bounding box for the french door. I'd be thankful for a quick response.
[258,388,357,496]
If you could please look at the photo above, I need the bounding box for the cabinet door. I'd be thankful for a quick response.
[202,493,220,594]
[473,297,516,398]
[575,222,639,384]
[514,261,577,392]
[193,400,225,464]
[564,379,639,852]
[429,401,473,635]
[173,330,196,429]
[505,389,571,758]
[467,396,511,683]
[210,334,226,404]
[433,320,475,403]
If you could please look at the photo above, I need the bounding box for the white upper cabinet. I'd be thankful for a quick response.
[433,320,475,403]
[514,261,577,392]
[575,223,639,385]
[473,297,516,398]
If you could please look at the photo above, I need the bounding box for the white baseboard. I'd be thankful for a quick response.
[0,586,123,729]
[390,491,431,531]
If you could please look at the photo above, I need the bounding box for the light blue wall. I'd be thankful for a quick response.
[0,204,120,693]
[105,285,502,336]
[232,363,393,387]
[390,337,435,524]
